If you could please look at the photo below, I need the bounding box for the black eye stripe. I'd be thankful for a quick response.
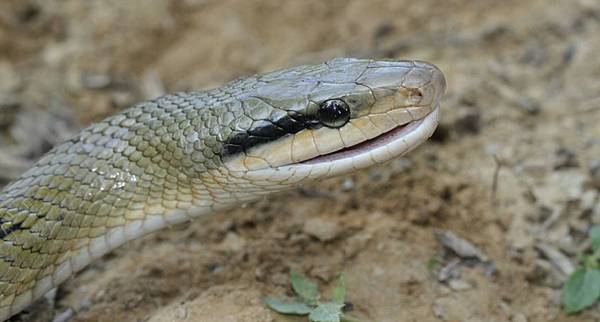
[223,99,351,157]
[223,143,244,155]
[274,114,304,133]
[250,120,287,138]
[223,114,320,156]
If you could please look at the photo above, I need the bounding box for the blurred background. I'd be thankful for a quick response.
[1,0,600,321]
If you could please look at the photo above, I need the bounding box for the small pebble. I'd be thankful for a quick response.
[81,73,112,89]
[436,230,488,262]
[303,217,341,242]
[580,190,597,212]
[175,307,188,319]
[219,232,245,252]
[438,259,462,282]
[341,178,354,191]
[515,96,541,115]
[448,279,472,291]
[535,243,575,276]
[554,147,578,169]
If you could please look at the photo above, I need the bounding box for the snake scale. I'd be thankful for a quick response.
[0,58,445,320]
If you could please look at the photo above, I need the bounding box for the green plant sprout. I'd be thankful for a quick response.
[265,271,362,322]
[562,225,600,314]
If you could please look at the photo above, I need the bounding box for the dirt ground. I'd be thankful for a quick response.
[1,0,600,321]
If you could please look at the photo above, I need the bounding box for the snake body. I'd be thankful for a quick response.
[0,58,445,320]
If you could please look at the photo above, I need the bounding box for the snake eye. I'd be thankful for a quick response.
[317,99,350,128]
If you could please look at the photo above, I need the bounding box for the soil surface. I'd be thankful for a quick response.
[1,1,600,321]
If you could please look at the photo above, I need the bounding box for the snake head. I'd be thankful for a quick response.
[220,58,446,185]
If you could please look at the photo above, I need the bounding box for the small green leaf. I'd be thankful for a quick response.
[590,226,600,253]
[265,298,313,315]
[309,302,344,322]
[563,267,600,314]
[582,254,600,270]
[291,271,319,303]
[331,273,346,304]
[426,257,441,272]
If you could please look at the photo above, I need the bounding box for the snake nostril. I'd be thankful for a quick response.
[397,87,424,105]
[405,87,423,104]
[415,88,424,99]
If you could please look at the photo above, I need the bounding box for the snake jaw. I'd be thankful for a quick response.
[241,103,440,184]
[298,103,440,175]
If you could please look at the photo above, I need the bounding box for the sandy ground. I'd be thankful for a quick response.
[1,0,600,321]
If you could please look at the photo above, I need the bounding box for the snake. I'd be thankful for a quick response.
[0,58,445,320]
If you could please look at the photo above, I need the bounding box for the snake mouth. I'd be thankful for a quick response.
[299,104,440,167]
[300,121,415,164]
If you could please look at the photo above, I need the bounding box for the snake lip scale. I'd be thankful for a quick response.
[0,58,446,320]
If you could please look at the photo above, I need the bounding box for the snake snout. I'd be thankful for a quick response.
[413,61,446,108]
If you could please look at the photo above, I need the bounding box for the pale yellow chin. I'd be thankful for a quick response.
[223,105,433,173]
